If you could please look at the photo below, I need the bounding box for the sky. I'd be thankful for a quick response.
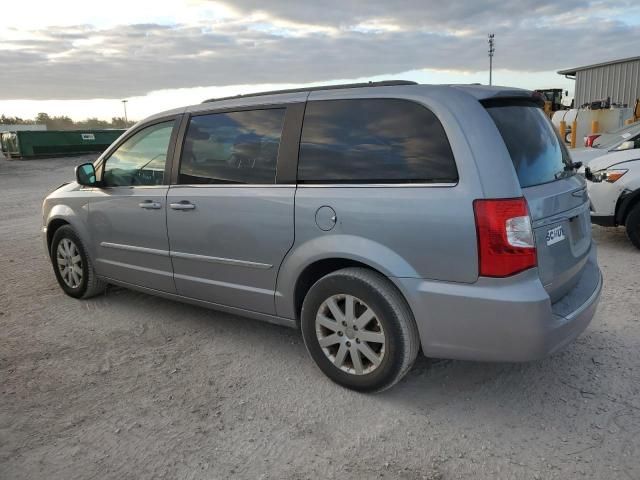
[1,0,639,121]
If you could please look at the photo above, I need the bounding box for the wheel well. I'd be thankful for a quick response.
[619,190,640,225]
[46,219,69,252]
[294,258,385,321]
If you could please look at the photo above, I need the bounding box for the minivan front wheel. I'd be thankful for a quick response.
[301,267,420,392]
[50,225,106,299]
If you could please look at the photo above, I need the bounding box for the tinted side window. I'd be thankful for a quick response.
[298,99,457,183]
[179,109,286,184]
[103,121,174,187]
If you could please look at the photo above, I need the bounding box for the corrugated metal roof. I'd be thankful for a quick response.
[558,56,640,75]
[569,58,640,107]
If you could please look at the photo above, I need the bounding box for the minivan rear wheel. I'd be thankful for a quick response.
[50,225,106,299]
[301,267,419,392]
[626,204,640,250]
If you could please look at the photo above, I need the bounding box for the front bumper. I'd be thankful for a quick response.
[586,177,623,219]
[590,214,616,227]
[42,225,48,252]
[392,245,602,362]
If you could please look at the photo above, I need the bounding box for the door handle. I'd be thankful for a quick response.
[139,200,162,209]
[170,201,196,211]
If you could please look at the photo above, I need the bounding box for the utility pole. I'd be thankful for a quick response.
[488,33,495,86]
[121,100,128,123]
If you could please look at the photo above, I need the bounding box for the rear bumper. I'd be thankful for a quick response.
[392,245,602,362]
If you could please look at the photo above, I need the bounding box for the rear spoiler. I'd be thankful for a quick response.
[480,93,545,109]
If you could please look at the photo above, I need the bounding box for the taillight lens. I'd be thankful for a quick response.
[585,134,600,147]
[473,198,537,277]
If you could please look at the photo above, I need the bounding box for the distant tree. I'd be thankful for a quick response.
[1,112,135,129]
[35,112,51,125]
[0,114,34,125]
[48,116,75,130]
[76,117,110,129]
[110,116,134,128]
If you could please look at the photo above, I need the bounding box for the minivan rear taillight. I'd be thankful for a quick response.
[473,198,537,277]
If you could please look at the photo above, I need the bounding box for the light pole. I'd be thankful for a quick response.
[121,100,128,123]
[488,33,495,86]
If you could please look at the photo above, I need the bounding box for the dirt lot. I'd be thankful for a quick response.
[1,154,639,480]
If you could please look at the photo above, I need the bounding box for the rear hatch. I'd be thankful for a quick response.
[485,100,591,302]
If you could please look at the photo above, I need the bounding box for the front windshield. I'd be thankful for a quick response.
[593,123,640,149]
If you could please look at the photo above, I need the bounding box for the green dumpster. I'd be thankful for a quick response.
[1,129,126,159]
[0,132,14,156]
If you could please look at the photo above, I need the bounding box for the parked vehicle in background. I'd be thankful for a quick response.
[580,148,640,249]
[553,107,634,146]
[534,88,571,117]
[590,122,640,150]
[42,82,602,392]
[571,122,640,166]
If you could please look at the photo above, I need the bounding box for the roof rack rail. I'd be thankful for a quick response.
[202,80,418,103]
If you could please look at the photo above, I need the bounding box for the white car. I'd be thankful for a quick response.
[571,122,640,167]
[580,148,640,249]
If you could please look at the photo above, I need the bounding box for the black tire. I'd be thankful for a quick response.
[50,225,106,299]
[300,267,420,392]
[626,204,640,250]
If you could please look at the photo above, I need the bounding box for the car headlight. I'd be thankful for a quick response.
[590,168,628,183]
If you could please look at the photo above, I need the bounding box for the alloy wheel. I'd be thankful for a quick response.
[56,238,83,288]
[315,294,386,375]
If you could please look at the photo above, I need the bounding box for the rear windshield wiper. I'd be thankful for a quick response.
[555,167,578,180]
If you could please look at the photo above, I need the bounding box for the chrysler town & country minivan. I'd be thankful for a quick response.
[43,81,603,391]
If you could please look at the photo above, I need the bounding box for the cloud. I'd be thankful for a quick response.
[220,0,583,28]
[0,0,638,100]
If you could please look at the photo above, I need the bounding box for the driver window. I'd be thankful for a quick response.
[103,121,175,187]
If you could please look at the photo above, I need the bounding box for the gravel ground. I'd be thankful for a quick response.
[1,154,639,480]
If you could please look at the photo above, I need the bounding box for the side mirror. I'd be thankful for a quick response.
[76,162,97,186]
[584,167,593,181]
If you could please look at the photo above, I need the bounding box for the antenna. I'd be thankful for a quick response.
[121,99,129,123]
[488,33,495,86]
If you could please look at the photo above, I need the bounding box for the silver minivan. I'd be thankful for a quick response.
[43,81,603,392]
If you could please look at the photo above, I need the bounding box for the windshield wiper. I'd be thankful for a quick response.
[555,165,579,180]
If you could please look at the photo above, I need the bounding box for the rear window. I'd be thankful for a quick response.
[298,99,458,183]
[486,104,573,188]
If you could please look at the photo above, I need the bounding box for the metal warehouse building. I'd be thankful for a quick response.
[558,56,640,107]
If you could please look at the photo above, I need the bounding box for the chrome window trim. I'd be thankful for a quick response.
[169,184,295,189]
[297,182,458,188]
[169,182,457,188]
[99,185,168,190]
